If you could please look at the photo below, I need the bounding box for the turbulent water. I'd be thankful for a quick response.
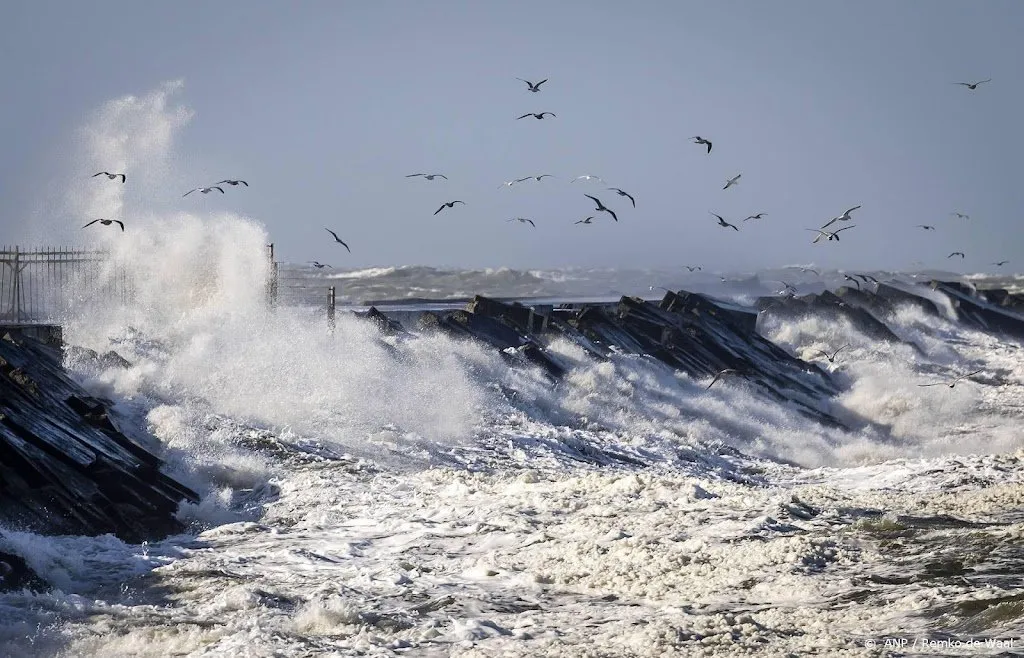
[3,84,1024,657]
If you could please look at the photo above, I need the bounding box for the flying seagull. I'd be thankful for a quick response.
[516,78,548,92]
[821,205,862,229]
[585,194,618,222]
[685,265,702,272]
[82,218,124,231]
[575,216,595,225]
[508,217,536,227]
[92,172,126,183]
[917,225,936,230]
[434,200,465,215]
[217,179,248,186]
[855,274,879,284]
[948,251,966,259]
[572,175,605,183]
[797,267,821,275]
[517,112,556,120]
[993,260,1010,266]
[706,368,742,390]
[723,174,741,190]
[950,212,970,220]
[711,212,739,231]
[813,344,851,364]
[406,173,448,180]
[310,261,332,269]
[607,188,636,207]
[806,226,857,243]
[324,228,351,252]
[744,213,767,221]
[954,79,991,90]
[183,186,224,196]
[692,136,712,153]
[843,275,862,290]
[918,369,983,388]
[499,180,520,188]
[516,174,555,183]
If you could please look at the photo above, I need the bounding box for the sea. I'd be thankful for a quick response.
[1,225,1024,656]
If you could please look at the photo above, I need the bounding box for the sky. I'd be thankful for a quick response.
[1,0,1022,272]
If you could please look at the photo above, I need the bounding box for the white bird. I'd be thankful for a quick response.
[806,225,857,243]
[183,186,224,196]
[516,112,556,120]
[706,368,742,389]
[821,206,861,229]
[92,171,126,183]
[516,78,548,92]
[508,217,536,227]
[723,174,741,190]
[692,136,712,153]
[406,173,447,180]
[813,345,850,364]
[950,212,970,220]
[918,369,983,388]
[954,79,991,90]
[82,218,124,231]
[310,261,332,269]
[217,179,248,186]
[515,174,554,183]
[572,175,605,184]
[744,213,767,221]
[575,216,596,225]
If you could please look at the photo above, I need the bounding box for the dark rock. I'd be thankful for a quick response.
[0,548,47,592]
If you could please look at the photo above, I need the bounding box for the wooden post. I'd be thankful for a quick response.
[266,243,278,308]
[327,286,336,330]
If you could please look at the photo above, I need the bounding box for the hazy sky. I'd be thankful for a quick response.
[1,1,1022,272]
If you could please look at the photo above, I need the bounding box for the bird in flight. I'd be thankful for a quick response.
[918,369,983,388]
[806,226,857,243]
[856,274,879,284]
[706,368,742,390]
[843,275,862,290]
[499,180,520,188]
[685,265,702,272]
[434,200,465,215]
[516,174,555,183]
[508,217,536,227]
[183,186,224,196]
[324,228,351,252]
[813,345,851,364]
[948,251,966,259]
[92,172,126,183]
[917,224,936,230]
[217,179,248,186]
[517,112,556,120]
[711,212,739,231]
[723,174,741,190]
[954,79,991,90]
[82,218,124,231]
[575,216,595,225]
[796,267,821,275]
[584,194,618,222]
[821,206,862,229]
[744,213,767,221]
[606,188,636,208]
[993,260,1010,266]
[950,212,970,220]
[692,136,712,153]
[310,261,332,269]
[572,175,605,184]
[516,78,548,92]
[406,173,447,180]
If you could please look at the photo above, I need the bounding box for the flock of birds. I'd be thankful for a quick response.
[84,76,1004,392]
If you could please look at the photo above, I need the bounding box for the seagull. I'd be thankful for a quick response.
[517,112,556,120]
[918,369,983,388]
[217,179,248,186]
[585,194,618,222]
[806,226,856,243]
[406,173,448,180]
[575,216,596,225]
[82,218,124,231]
[434,200,466,215]
[790,267,821,276]
[744,213,767,221]
[821,206,861,229]
[692,136,712,154]
[813,345,851,364]
[324,228,351,252]
[843,275,862,290]
[917,225,936,230]
[950,212,970,220]
[954,79,991,90]
[183,186,224,196]
[706,368,742,390]
[508,217,536,227]
[948,251,966,259]
[993,260,1010,266]
[92,172,126,183]
[856,274,879,283]
[499,180,520,188]
[685,265,702,272]
[572,175,605,184]
[723,174,741,190]
[516,78,548,92]
[711,212,739,231]
[310,261,332,269]
[607,188,636,207]
[515,174,554,183]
